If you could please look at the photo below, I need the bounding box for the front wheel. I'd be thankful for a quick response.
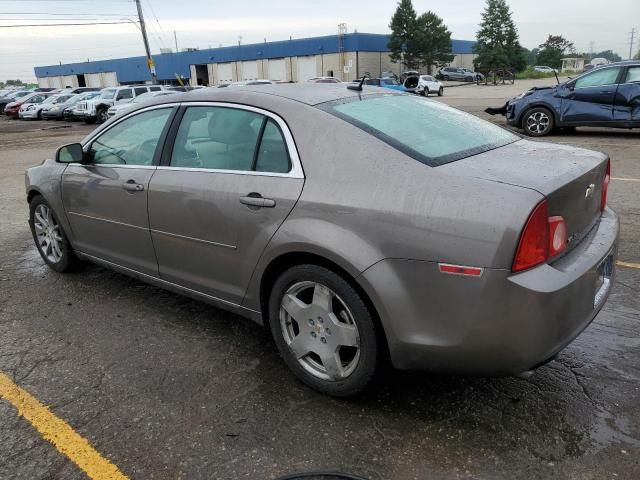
[438,87,443,96]
[268,264,380,397]
[443,75,449,81]
[96,107,108,124]
[522,107,554,137]
[29,196,79,273]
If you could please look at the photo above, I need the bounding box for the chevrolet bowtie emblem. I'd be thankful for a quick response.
[585,183,595,199]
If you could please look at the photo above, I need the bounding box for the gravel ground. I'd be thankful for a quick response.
[0,84,638,480]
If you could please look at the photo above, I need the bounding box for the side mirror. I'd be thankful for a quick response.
[56,143,84,164]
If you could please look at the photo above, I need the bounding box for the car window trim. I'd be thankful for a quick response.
[76,103,180,168]
[572,66,623,90]
[159,101,304,179]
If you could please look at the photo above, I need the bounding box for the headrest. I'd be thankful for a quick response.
[207,109,258,145]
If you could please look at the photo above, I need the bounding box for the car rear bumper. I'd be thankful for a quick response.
[358,208,619,374]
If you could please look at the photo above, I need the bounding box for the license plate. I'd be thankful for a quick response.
[594,253,614,308]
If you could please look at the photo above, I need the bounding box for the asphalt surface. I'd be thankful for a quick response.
[0,84,639,480]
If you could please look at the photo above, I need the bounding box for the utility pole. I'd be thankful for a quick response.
[629,28,636,60]
[174,30,178,53]
[134,0,157,84]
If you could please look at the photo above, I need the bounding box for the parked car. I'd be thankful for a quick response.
[26,84,617,397]
[77,85,165,123]
[107,90,178,117]
[534,66,557,74]
[461,68,484,81]
[226,80,274,87]
[362,77,406,91]
[167,85,205,92]
[0,90,33,112]
[40,93,76,119]
[18,93,55,119]
[487,61,640,136]
[4,92,47,118]
[61,87,101,94]
[438,66,477,82]
[308,77,341,83]
[62,92,101,121]
[33,87,58,92]
[414,75,444,96]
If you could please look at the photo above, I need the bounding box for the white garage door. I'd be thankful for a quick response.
[268,59,286,81]
[85,73,102,88]
[297,56,317,82]
[102,72,118,87]
[241,61,258,81]
[37,77,50,88]
[217,63,233,84]
[49,76,63,89]
[62,75,78,88]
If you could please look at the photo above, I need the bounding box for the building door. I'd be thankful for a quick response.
[297,56,317,82]
[268,59,286,81]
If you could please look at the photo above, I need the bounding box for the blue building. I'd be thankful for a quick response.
[34,32,476,88]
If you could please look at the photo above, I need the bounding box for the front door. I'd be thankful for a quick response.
[560,66,622,124]
[61,107,175,275]
[148,104,304,304]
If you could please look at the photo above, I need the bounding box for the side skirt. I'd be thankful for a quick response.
[75,251,264,325]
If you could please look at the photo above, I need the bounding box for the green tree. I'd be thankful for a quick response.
[526,47,539,65]
[473,0,526,71]
[388,0,421,69]
[414,11,455,74]
[537,34,575,69]
[581,50,622,63]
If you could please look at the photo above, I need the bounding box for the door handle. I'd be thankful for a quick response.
[123,179,144,192]
[240,193,276,208]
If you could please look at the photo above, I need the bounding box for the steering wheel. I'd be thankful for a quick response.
[132,138,158,165]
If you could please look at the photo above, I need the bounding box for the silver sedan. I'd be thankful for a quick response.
[25,84,618,397]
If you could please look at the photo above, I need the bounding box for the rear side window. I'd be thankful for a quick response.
[255,119,290,173]
[134,87,148,95]
[116,89,133,100]
[625,67,640,83]
[149,86,162,91]
[319,94,517,167]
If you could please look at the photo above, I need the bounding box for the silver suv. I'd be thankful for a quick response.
[439,67,480,82]
[77,85,164,124]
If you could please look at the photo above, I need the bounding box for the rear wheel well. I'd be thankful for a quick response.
[259,252,390,360]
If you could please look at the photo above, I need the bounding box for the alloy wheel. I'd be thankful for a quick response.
[526,111,551,135]
[33,204,63,263]
[279,281,360,381]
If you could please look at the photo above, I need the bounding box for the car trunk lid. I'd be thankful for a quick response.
[439,139,609,253]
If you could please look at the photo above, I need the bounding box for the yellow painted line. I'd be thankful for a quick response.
[612,177,640,183]
[617,261,640,269]
[0,372,128,480]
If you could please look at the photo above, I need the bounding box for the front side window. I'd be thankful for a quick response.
[320,94,517,167]
[574,67,621,89]
[625,67,640,83]
[89,108,172,166]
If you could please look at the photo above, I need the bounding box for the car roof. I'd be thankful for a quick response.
[148,83,397,107]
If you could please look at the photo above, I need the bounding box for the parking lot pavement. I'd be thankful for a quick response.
[1,102,639,480]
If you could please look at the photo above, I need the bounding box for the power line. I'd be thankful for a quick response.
[0,21,133,28]
[1,18,135,21]
[0,12,132,16]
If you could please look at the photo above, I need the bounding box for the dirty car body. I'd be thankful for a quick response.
[25,84,618,396]
[489,62,640,136]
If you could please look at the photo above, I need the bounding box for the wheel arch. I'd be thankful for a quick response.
[517,102,559,127]
[257,250,391,362]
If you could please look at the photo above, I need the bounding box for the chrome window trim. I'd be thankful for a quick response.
[170,101,304,179]
[67,163,157,170]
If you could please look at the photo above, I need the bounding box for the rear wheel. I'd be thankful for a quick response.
[421,88,429,96]
[268,264,380,397]
[443,75,450,81]
[465,76,473,82]
[522,107,554,137]
[29,196,79,273]
[438,87,444,96]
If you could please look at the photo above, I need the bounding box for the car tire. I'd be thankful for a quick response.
[36,111,42,120]
[421,88,429,96]
[96,107,108,124]
[438,87,444,96]
[29,195,79,273]
[268,264,380,397]
[522,107,554,137]
[465,76,473,82]
[443,75,449,81]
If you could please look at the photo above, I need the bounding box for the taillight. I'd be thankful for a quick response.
[601,159,610,212]
[512,200,568,272]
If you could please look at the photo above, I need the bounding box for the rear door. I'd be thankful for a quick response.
[613,65,640,124]
[114,88,133,105]
[560,66,622,124]
[148,104,304,304]
[61,106,175,275]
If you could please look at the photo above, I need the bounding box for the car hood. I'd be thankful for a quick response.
[438,139,605,196]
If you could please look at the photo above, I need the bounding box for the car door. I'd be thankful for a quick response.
[61,106,176,275]
[560,66,622,124]
[148,104,304,305]
[613,65,640,124]
[114,88,133,105]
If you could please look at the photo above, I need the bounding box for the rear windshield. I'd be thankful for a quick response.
[319,94,518,166]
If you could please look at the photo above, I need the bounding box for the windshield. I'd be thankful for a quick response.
[100,89,116,99]
[42,96,58,104]
[319,94,518,167]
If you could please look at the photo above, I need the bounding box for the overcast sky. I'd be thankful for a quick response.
[1,0,638,81]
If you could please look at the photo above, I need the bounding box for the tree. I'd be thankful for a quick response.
[388,0,421,69]
[414,11,455,74]
[537,34,575,69]
[581,50,622,63]
[526,47,539,66]
[473,0,526,72]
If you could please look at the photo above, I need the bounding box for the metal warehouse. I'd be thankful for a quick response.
[34,32,476,88]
